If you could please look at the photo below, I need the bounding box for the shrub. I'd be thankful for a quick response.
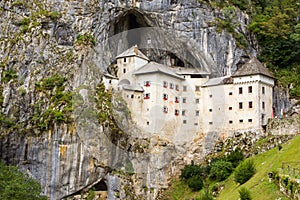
[187,175,204,191]
[209,160,233,181]
[225,149,244,168]
[180,162,203,180]
[76,33,96,46]
[234,160,256,184]
[238,187,252,200]
[195,192,214,200]
[1,69,18,83]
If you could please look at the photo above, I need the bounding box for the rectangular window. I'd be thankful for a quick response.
[239,87,243,94]
[163,81,168,88]
[183,120,187,124]
[194,123,198,126]
[239,119,243,123]
[170,83,174,89]
[123,68,126,73]
[209,122,213,125]
[248,86,252,93]
[262,86,265,94]
[183,85,187,91]
[163,93,168,100]
[229,92,233,95]
[144,81,151,87]
[196,98,200,104]
[182,110,186,116]
[144,93,150,99]
[262,101,265,109]
[229,120,233,124]
[147,121,149,125]
[175,109,179,116]
[209,109,212,112]
[195,86,200,91]
[163,106,168,113]
[248,119,252,122]
[175,84,179,91]
[239,102,243,109]
[124,57,127,62]
[249,101,253,108]
[229,107,232,110]
[182,98,187,103]
[175,97,179,103]
[209,94,213,98]
[196,110,200,116]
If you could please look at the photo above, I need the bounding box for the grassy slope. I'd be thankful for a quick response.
[218,135,300,200]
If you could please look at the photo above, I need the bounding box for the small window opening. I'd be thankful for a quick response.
[239,87,243,94]
[249,101,253,108]
[163,93,168,100]
[248,86,252,93]
[239,102,243,109]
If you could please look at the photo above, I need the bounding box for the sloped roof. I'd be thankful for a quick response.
[175,67,210,75]
[232,57,275,78]
[116,45,149,61]
[202,76,232,87]
[122,84,144,92]
[133,61,185,80]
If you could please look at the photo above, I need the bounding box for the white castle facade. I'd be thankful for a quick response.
[107,46,275,141]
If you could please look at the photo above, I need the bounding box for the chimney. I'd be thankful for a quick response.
[134,45,138,55]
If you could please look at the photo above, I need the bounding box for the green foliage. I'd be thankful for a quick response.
[49,11,62,20]
[247,0,300,98]
[195,192,214,200]
[209,160,233,181]
[186,175,204,191]
[234,160,256,184]
[86,187,95,200]
[0,161,47,200]
[225,149,245,168]
[12,0,25,7]
[32,75,73,131]
[1,69,18,83]
[180,162,204,180]
[238,187,252,200]
[35,75,66,91]
[76,33,96,46]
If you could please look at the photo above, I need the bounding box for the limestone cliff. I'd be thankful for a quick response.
[0,0,257,199]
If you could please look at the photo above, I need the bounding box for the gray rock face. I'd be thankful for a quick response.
[0,0,258,199]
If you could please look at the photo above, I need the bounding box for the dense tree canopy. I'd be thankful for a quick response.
[0,161,46,200]
[215,0,300,98]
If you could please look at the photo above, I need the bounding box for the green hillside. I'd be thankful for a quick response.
[218,135,300,200]
[162,135,300,200]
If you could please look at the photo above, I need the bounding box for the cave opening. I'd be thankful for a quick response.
[113,10,151,47]
[93,180,107,191]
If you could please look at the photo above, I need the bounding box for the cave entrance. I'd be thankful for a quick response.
[112,9,151,47]
[93,180,108,200]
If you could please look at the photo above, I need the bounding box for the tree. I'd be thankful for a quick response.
[0,161,46,200]
[239,187,252,200]
[225,149,244,168]
[209,160,233,181]
[187,175,204,191]
[234,160,256,184]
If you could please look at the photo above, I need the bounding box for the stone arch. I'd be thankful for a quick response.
[92,180,108,200]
